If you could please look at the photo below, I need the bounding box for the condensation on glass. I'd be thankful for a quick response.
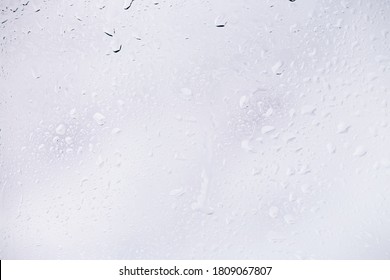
[1,0,390,259]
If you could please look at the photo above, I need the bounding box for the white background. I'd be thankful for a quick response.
[2,260,390,280]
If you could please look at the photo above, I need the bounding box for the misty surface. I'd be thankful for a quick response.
[1,0,390,259]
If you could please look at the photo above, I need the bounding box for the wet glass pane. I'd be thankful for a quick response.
[1,0,390,259]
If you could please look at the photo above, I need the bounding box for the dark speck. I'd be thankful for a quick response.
[124,0,135,10]
[113,45,122,53]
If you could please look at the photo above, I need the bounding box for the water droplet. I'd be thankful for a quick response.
[55,124,66,135]
[284,214,296,225]
[301,105,317,115]
[93,113,106,126]
[69,108,77,119]
[271,61,284,75]
[239,95,249,108]
[96,156,105,167]
[181,88,192,98]
[301,184,312,194]
[261,125,275,134]
[326,143,336,154]
[215,15,227,27]
[111,128,122,135]
[263,107,273,117]
[169,187,185,197]
[111,40,122,53]
[337,122,351,133]
[353,146,367,157]
[65,137,73,145]
[284,133,296,143]
[252,168,262,176]
[269,206,279,218]
[241,139,254,152]
[123,0,135,10]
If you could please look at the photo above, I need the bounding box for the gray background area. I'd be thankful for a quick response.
[1,0,390,259]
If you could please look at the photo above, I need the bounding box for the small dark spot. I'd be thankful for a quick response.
[113,45,122,53]
[216,21,227,28]
[289,0,296,2]
[124,0,135,10]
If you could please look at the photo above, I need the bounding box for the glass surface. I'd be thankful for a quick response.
[1,0,390,259]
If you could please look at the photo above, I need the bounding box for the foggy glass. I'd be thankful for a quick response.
[1,0,390,259]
